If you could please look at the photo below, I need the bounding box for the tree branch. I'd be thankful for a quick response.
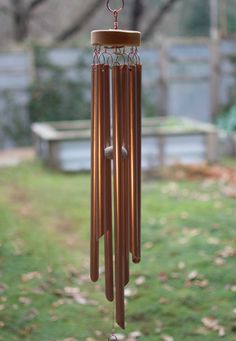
[130,0,144,31]
[55,0,104,43]
[0,5,11,15]
[29,0,49,12]
[142,0,180,42]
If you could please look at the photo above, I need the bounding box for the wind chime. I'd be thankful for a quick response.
[90,0,142,331]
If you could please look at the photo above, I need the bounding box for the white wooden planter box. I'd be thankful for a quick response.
[31,117,219,172]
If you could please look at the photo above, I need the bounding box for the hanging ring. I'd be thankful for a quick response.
[106,0,124,14]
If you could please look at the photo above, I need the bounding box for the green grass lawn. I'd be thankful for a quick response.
[0,161,236,341]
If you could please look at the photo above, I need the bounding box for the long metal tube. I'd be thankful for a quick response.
[121,64,130,286]
[103,64,114,302]
[113,65,125,329]
[135,63,142,264]
[97,64,105,240]
[90,64,99,282]
[129,65,139,263]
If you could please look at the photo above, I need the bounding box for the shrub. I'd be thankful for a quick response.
[28,46,91,123]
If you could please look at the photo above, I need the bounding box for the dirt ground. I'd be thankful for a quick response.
[0,147,35,168]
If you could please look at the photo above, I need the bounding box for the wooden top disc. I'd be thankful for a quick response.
[91,29,141,47]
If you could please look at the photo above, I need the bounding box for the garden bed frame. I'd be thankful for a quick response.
[31,117,219,172]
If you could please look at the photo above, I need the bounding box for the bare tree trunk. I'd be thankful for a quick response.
[10,0,48,42]
[210,0,220,121]
[130,0,144,31]
[11,0,29,42]
[220,0,227,37]
[159,42,168,116]
[142,0,180,42]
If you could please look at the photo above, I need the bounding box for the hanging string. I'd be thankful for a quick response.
[93,46,140,67]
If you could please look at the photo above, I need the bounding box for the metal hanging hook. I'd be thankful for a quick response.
[106,0,125,29]
[106,0,124,13]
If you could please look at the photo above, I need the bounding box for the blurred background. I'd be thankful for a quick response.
[0,1,236,341]
[0,0,236,152]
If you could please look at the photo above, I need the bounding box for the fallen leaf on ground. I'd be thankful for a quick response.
[54,286,97,305]
[195,326,209,335]
[124,287,137,297]
[19,297,31,305]
[33,286,46,295]
[19,324,37,336]
[52,299,69,308]
[50,314,59,322]
[201,316,225,337]
[77,274,90,284]
[162,335,174,341]
[177,262,186,269]
[148,218,157,225]
[207,237,220,245]
[221,186,236,198]
[73,295,88,305]
[214,257,225,266]
[21,272,41,282]
[218,246,236,258]
[115,334,125,340]
[129,331,142,338]
[159,272,168,283]
[219,327,225,337]
[0,283,7,293]
[95,330,102,337]
[202,316,219,329]
[64,287,80,296]
[143,242,154,249]
[187,270,198,281]
[23,308,39,321]
[135,276,146,286]
[195,280,209,288]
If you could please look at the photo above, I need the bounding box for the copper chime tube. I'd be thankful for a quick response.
[97,64,105,240]
[136,63,142,263]
[90,65,99,282]
[103,64,114,302]
[121,65,130,286]
[113,65,125,329]
[129,65,140,263]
